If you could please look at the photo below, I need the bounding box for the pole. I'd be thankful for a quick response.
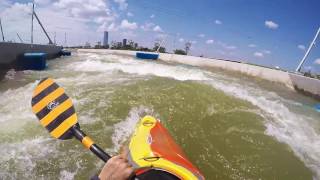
[17,33,23,43]
[64,32,67,46]
[33,11,53,44]
[31,2,34,44]
[0,18,4,41]
[54,31,56,44]
[296,27,320,72]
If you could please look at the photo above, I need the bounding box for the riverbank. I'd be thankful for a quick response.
[78,49,320,100]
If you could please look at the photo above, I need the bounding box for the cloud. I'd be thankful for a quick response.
[314,58,320,65]
[98,22,118,32]
[153,25,163,32]
[127,12,133,17]
[206,39,214,44]
[248,44,257,48]
[150,14,155,18]
[217,41,237,50]
[114,0,128,10]
[53,0,112,19]
[263,50,271,54]
[140,22,155,31]
[198,34,205,38]
[120,19,137,30]
[178,38,184,42]
[215,20,222,25]
[254,52,264,57]
[35,0,52,5]
[190,40,197,44]
[265,20,279,29]
[298,44,306,51]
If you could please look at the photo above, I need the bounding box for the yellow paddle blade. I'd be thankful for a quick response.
[31,78,78,140]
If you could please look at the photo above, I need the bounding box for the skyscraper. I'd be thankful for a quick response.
[123,38,127,47]
[103,31,108,46]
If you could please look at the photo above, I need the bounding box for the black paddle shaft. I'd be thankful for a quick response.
[71,126,111,162]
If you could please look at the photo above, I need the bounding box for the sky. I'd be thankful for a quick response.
[0,0,320,73]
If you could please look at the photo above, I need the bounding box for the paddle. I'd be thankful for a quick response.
[31,77,111,162]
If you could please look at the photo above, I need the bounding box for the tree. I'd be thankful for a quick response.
[153,42,166,53]
[185,42,191,55]
[153,43,166,53]
[174,49,186,55]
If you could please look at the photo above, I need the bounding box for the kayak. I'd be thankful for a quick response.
[127,116,205,180]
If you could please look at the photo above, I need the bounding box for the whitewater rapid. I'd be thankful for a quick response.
[70,52,320,178]
[0,51,319,179]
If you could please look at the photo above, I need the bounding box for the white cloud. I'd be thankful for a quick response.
[198,34,205,38]
[265,20,279,29]
[98,22,118,32]
[248,44,257,48]
[150,14,155,18]
[206,39,214,44]
[254,52,264,57]
[114,0,128,10]
[178,38,184,42]
[190,40,197,44]
[127,12,133,17]
[35,0,52,5]
[120,19,137,30]
[53,0,112,19]
[298,44,306,51]
[215,20,222,25]
[263,50,271,54]
[314,58,320,65]
[153,25,163,32]
[140,22,155,31]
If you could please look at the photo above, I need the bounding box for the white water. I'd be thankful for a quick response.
[0,51,319,179]
[70,52,320,178]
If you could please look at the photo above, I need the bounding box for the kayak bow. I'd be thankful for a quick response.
[128,116,205,180]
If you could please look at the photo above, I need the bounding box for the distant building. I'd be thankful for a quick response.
[123,39,127,47]
[84,42,91,48]
[134,43,138,49]
[103,31,108,46]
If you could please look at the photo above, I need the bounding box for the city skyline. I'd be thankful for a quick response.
[0,0,319,72]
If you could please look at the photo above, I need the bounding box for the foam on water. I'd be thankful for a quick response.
[111,106,156,152]
[0,137,56,179]
[0,82,36,127]
[205,76,320,179]
[68,53,320,178]
[67,57,210,81]
[1,52,319,178]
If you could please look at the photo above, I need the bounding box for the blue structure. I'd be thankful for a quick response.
[60,50,71,56]
[315,104,320,112]
[103,31,108,46]
[136,52,159,60]
[20,53,47,70]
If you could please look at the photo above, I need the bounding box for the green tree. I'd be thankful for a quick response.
[174,49,186,55]
[153,42,166,53]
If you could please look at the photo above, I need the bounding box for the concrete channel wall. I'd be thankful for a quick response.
[78,49,320,99]
[0,42,62,79]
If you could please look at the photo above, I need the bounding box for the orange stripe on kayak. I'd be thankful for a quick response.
[150,121,203,178]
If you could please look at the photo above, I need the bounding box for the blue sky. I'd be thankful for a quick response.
[1,0,320,72]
